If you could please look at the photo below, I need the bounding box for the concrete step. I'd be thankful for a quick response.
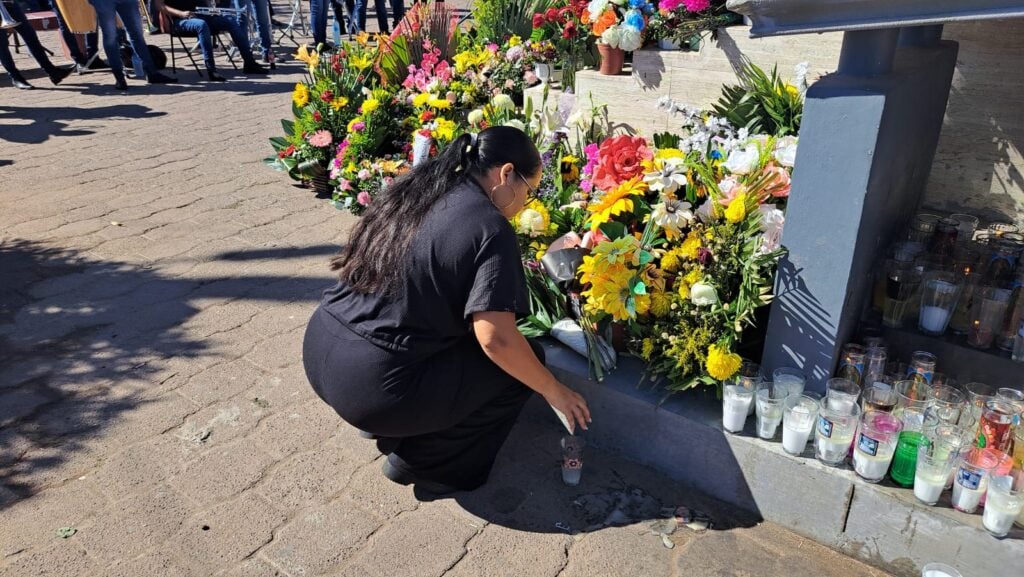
[542,339,1023,577]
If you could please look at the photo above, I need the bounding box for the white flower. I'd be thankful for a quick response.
[650,199,693,235]
[643,159,688,195]
[690,282,719,307]
[774,136,798,167]
[718,175,740,196]
[757,204,786,255]
[657,95,671,109]
[587,0,609,19]
[736,127,749,141]
[567,109,592,130]
[467,109,485,126]
[492,93,515,111]
[517,208,547,237]
[724,145,759,175]
[505,119,526,131]
[600,26,624,49]
[620,27,643,51]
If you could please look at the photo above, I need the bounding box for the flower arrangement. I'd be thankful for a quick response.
[646,0,740,51]
[583,0,655,52]
[529,0,593,90]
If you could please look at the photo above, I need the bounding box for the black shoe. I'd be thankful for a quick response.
[381,455,460,496]
[242,62,268,75]
[48,67,73,85]
[147,72,177,84]
[206,71,227,82]
[87,58,110,70]
[11,76,33,90]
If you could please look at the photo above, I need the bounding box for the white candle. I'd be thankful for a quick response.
[758,415,782,439]
[923,570,960,577]
[914,470,946,505]
[983,500,1020,536]
[920,305,951,333]
[854,452,891,482]
[782,421,813,454]
[952,481,984,513]
[817,432,854,465]
[723,401,749,433]
[774,375,804,398]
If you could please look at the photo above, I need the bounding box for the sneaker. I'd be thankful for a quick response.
[87,58,110,70]
[147,72,177,84]
[114,77,128,91]
[242,62,268,75]
[11,76,33,90]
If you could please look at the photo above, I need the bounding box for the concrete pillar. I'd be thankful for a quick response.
[837,29,899,76]
[898,25,944,48]
[761,40,959,391]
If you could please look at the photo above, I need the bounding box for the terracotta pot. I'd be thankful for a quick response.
[597,43,625,76]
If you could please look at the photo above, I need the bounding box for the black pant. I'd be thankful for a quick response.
[302,306,538,490]
[0,0,61,81]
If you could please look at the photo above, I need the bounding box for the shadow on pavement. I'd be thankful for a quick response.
[214,244,339,261]
[0,104,167,144]
[427,397,761,537]
[0,238,329,509]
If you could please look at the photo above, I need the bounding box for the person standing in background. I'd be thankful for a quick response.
[46,0,106,73]
[0,0,73,89]
[88,0,176,89]
[371,0,401,34]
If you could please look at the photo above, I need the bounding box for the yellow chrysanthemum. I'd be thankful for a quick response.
[725,193,747,223]
[677,281,690,300]
[641,338,655,360]
[706,343,742,381]
[650,292,671,318]
[350,53,373,70]
[412,92,432,107]
[655,148,686,161]
[660,249,681,273]
[434,117,456,141]
[428,97,452,110]
[361,97,380,114]
[330,96,349,111]
[684,268,703,286]
[508,35,522,47]
[587,177,646,231]
[512,200,551,237]
[292,83,309,107]
[680,231,701,260]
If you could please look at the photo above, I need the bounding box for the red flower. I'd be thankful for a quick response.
[545,7,559,22]
[532,13,545,27]
[591,135,654,190]
[278,144,296,158]
[420,110,435,122]
[312,111,322,122]
[320,89,334,102]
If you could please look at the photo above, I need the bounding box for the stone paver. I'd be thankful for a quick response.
[1,4,894,576]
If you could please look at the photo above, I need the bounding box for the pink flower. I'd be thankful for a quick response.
[658,0,685,10]
[591,135,654,191]
[580,179,593,193]
[762,164,792,198]
[307,130,332,147]
[357,191,372,206]
[358,169,372,179]
[683,0,710,11]
[717,176,743,206]
[486,43,499,53]
[337,178,353,191]
[352,121,366,132]
[581,228,609,250]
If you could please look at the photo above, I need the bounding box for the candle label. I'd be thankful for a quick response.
[906,367,933,385]
[956,467,982,491]
[818,416,834,438]
[857,433,879,457]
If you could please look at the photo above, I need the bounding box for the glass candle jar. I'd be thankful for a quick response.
[883,266,922,329]
[771,367,805,400]
[862,347,887,388]
[825,377,861,413]
[836,343,866,385]
[755,383,788,441]
[722,384,754,434]
[782,394,821,456]
[906,351,938,386]
[815,398,861,467]
[854,411,903,483]
[967,288,1012,349]
[950,213,980,241]
[979,399,1017,453]
[952,447,1001,514]
[948,272,982,334]
[918,272,961,336]
[928,217,960,257]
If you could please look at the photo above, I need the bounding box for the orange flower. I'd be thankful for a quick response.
[592,9,618,37]
[581,9,591,25]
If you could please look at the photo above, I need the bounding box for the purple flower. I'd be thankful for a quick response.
[697,247,713,265]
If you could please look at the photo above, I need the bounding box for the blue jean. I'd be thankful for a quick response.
[47,0,99,65]
[172,15,255,71]
[310,0,350,43]
[0,0,60,78]
[89,0,157,77]
[241,0,272,58]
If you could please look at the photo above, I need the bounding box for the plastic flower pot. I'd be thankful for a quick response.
[597,43,625,76]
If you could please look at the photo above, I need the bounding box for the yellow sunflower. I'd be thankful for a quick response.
[587,177,646,231]
[330,96,349,111]
[292,83,309,107]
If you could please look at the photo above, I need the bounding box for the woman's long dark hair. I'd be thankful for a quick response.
[331,126,541,294]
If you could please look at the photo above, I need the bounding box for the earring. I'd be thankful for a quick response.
[490,184,516,211]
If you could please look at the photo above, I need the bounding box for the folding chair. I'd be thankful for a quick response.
[159,11,237,77]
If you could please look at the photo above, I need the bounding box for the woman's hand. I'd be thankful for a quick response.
[543,382,592,434]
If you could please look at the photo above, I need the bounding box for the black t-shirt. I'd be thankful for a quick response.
[322,180,529,360]
[165,0,198,13]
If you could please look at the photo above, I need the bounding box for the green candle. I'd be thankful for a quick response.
[889,431,925,487]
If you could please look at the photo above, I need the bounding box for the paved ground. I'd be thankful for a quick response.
[1,8,893,577]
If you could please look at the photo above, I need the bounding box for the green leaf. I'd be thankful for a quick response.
[632,280,647,295]
[281,118,295,136]
[637,250,653,266]
[598,221,627,240]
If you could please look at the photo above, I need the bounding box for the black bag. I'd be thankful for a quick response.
[119,44,167,71]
